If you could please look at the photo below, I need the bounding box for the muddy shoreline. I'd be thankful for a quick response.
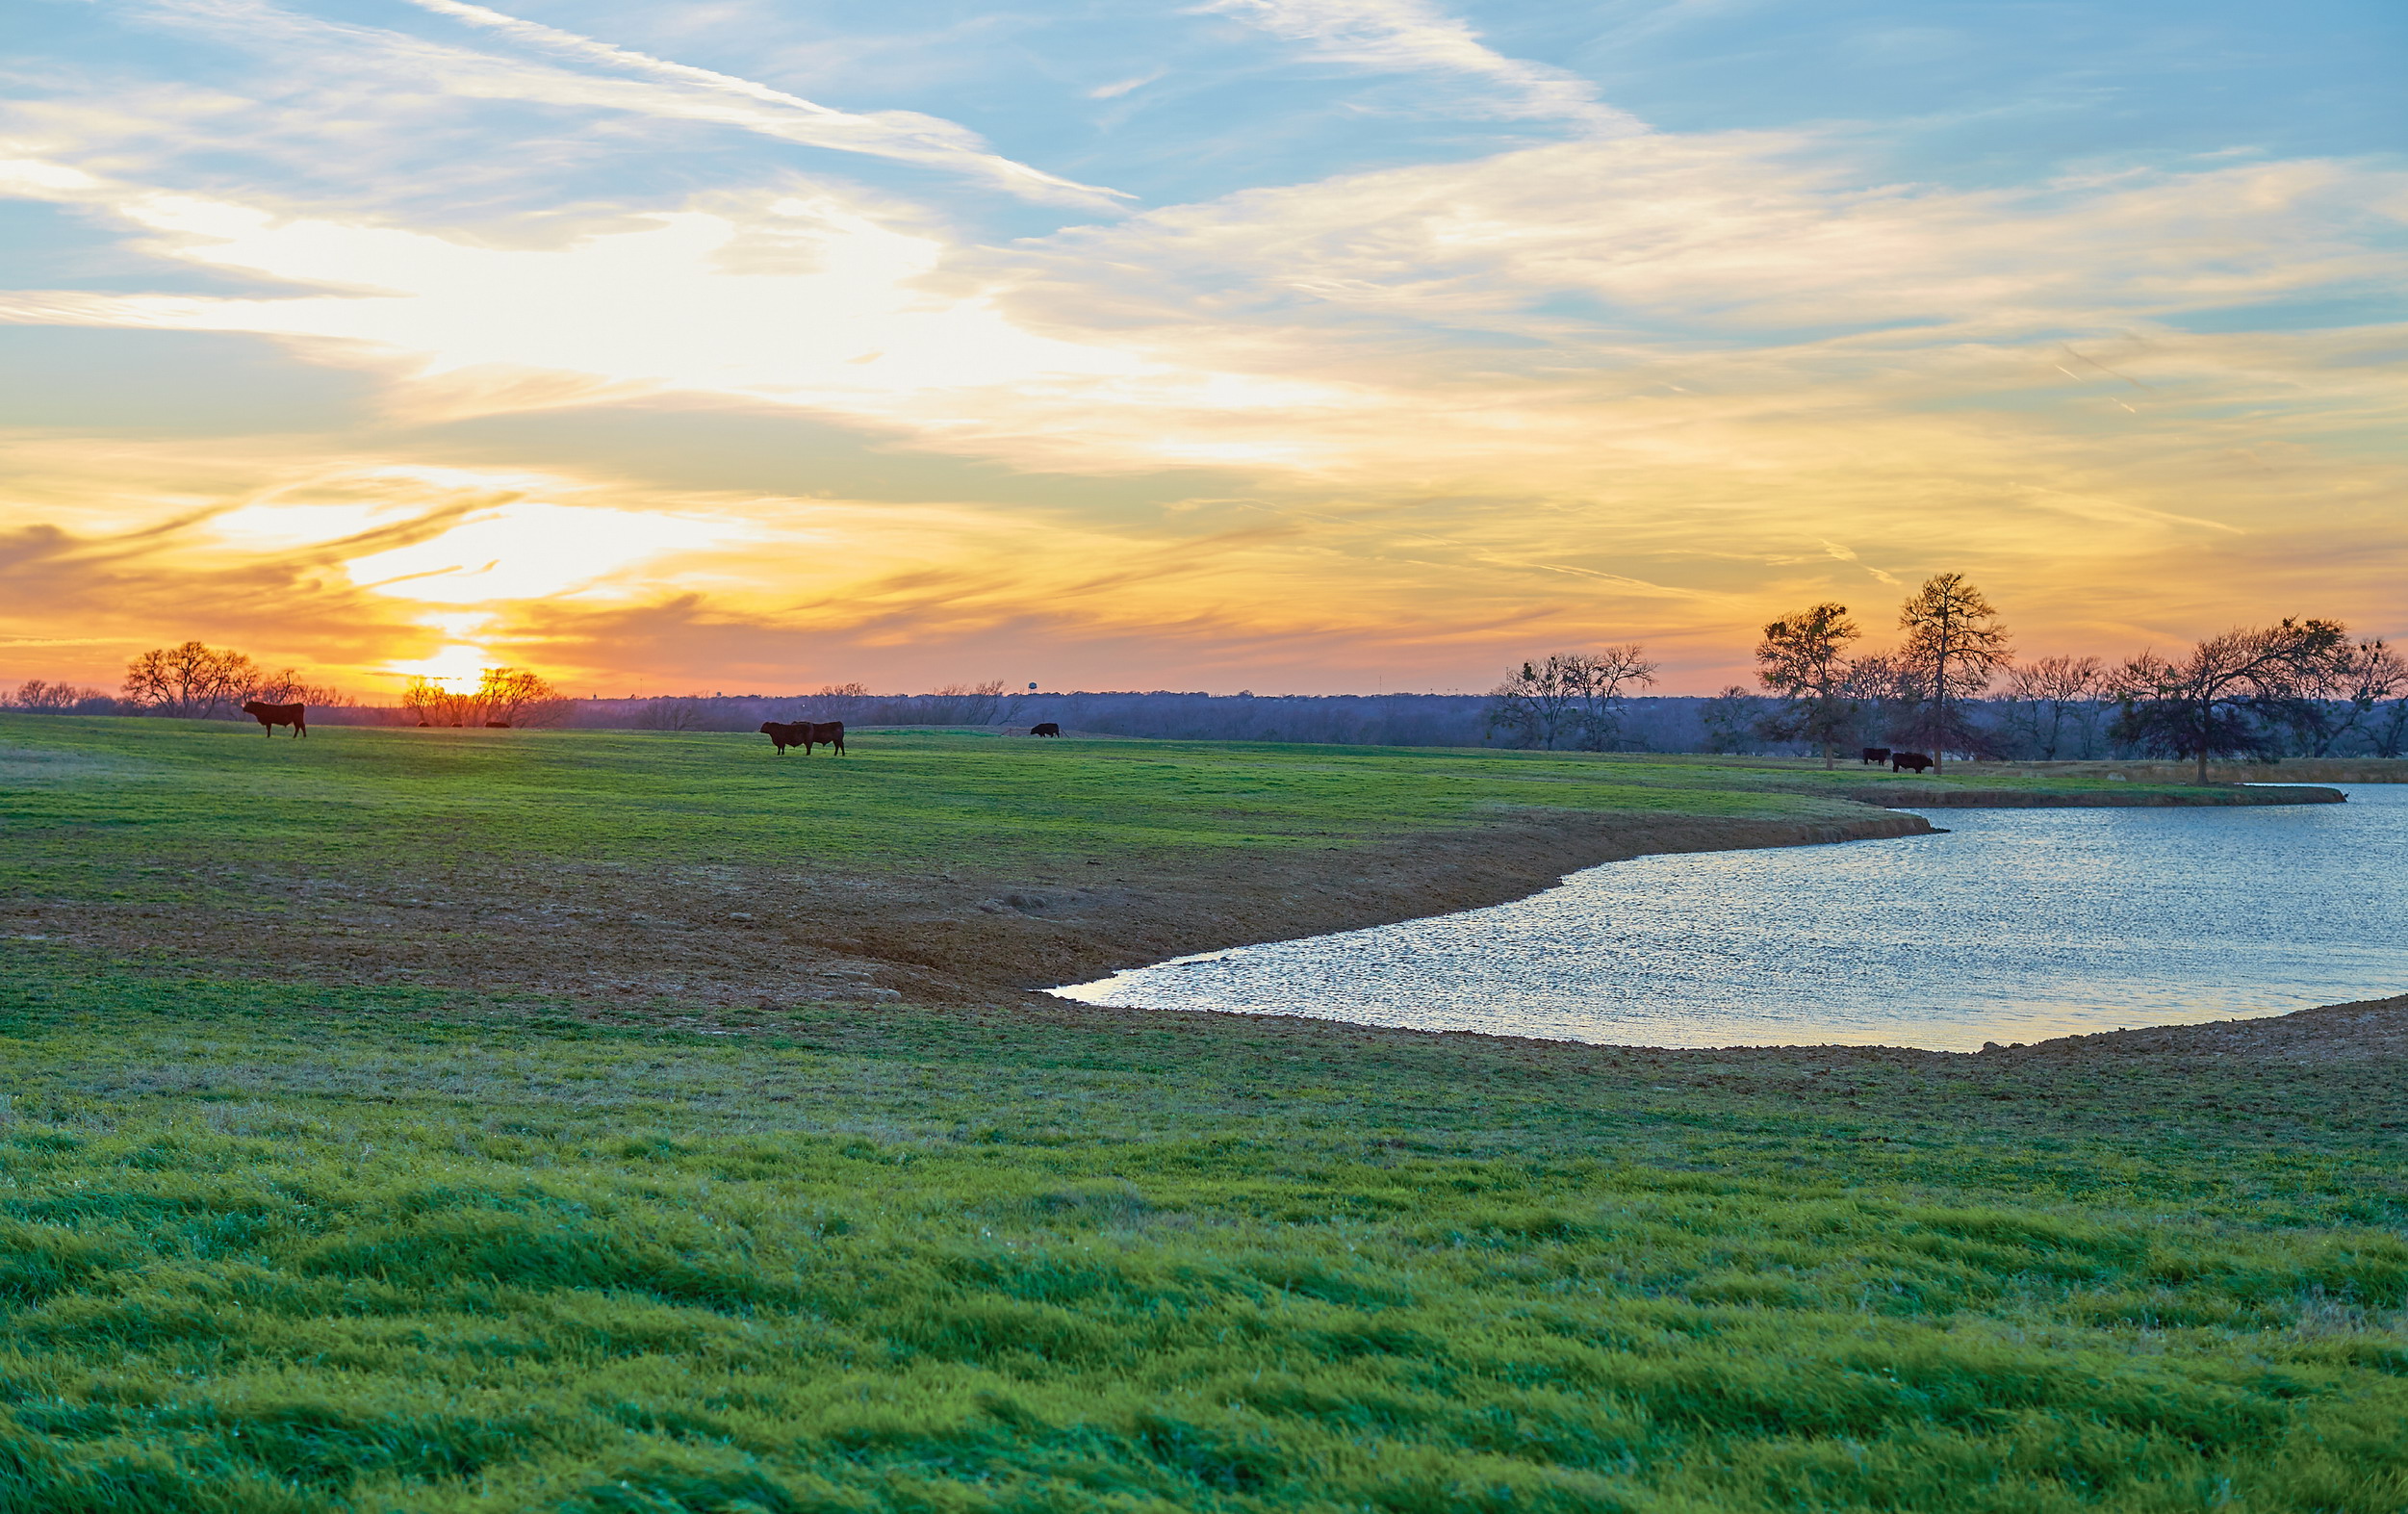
[21,782,2355,1018]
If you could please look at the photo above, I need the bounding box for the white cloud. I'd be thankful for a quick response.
[133,0,1127,209]
[1089,69,1167,100]
[0,164,1352,451]
[1049,134,2408,341]
[340,498,752,603]
[1198,0,1644,133]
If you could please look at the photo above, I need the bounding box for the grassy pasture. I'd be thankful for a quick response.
[0,962,2402,1513]
[0,712,2225,885]
[0,715,2400,1510]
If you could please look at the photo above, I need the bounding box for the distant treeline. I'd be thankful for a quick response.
[35,685,2379,759]
[12,595,2406,764]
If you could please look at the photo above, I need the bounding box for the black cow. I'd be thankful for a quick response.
[1860,747,1891,765]
[1029,722,1062,737]
[1890,751,1934,773]
[241,700,306,737]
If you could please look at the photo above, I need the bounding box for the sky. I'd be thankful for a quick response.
[2,0,2402,698]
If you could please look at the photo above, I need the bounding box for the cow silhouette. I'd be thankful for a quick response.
[1890,751,1934,773]
[241,700,306,738]
[1029,722,1062,737]
[1860,747,1890,765]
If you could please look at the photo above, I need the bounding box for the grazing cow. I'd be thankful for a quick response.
[241,700,306,738]
[1860,747,1891,765]
[1029,722,1062,737]
[1890,751,1934,774]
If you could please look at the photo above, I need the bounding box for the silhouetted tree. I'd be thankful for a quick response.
[2284,638,2407,757]
[250,668,349,706]
[1486,647,1659,750]
[917,680,1019,726]
[120,643,346,717]
[11,680,110,713]
[123,641,256,718]
[402,668,563,729]
[2003,654,2108,759]
[1698,685,1765,754]
[477,668,567,727]
[634,697,712,731]
[1894,574,2012,771]
[2371,697,2408,760]
[2112,619,2350,783]
[1755,603,1859,769]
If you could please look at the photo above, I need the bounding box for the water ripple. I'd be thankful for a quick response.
[1054,784,2408,1051]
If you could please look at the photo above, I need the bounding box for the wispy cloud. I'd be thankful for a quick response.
[1089,69,1167,100]
[1819,541,1900,586]
[135,0,1129,209]
[1198,0,1644,133]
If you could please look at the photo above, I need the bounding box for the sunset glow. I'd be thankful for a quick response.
[3,0,2400,698]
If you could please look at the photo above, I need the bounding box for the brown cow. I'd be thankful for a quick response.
[1028,722,1062,737]
[759,720,807,755]
[1889,751,1934,773]
[760,720,846,757]
[241,700,306,737]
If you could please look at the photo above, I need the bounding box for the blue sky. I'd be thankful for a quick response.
[2,0,2402,694]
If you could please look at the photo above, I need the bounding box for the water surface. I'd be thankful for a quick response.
[1054,785,2408,1051]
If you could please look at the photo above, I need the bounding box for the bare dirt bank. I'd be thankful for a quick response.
[20,808,1938,1010]
[21,781,2356,1013]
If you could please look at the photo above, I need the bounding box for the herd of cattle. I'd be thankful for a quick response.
[236,701,1943,770]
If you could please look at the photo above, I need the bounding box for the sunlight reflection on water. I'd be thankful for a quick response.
[1052,785,2408,1052]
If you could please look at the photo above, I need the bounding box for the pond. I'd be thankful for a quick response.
[1053,785,2408,1051]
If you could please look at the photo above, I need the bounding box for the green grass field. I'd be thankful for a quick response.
[0,714,2270,914]
[1,713,1937,873]
[1,716,2401,1511]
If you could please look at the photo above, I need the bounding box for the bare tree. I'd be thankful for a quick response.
[122,641,260,718]
[1839,650,1912,750]
[477,668,566,727]
[634,697,712,731]
[789,682,872,724]
[2004,654,2108,759]
[1755,603,1860,769]
[1894,574,2012,771]
[249,668,351,706]
[918,680,1018,726]
[1699,685,1765,755]
[402,668,565,729]
[11,680,109,712]
[2372,696,2408,760]
[400,678,451,727]
[2112,619,2351,783]
[2288,638,2407,756]
[1485,647,1659,751]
